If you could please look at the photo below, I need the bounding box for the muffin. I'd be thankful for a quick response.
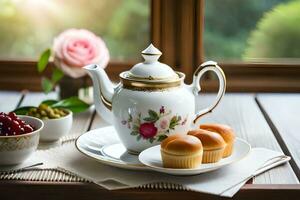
[200,124,235,157]
[161,134,203,168]
[188,129,226,163]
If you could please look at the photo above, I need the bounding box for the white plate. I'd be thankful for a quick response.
[76,127,251,174]
[75,127,146,170]
[139,138,251,175]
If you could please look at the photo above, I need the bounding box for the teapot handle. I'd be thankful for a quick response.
[192,61,226,125]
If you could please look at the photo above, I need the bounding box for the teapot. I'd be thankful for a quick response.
[84,44,226,154]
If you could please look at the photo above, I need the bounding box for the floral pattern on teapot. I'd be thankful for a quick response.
[121,106,188,143]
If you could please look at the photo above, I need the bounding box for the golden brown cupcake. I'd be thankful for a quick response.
[188,129,226,163]
[200,124,235,157]
[160,134,203,168]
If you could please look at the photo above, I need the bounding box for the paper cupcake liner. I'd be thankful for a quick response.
[202,148,224,163]
[223,142,234,158]
[161,150,203,169]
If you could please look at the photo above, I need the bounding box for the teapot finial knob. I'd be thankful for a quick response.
[141,44,162,64]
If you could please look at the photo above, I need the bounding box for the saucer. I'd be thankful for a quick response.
[76,127,251,174]
[75,127,146,170]
[138,138,251,175]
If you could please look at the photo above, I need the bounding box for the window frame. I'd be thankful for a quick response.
[0,60,134,91]
[0,0,300,92]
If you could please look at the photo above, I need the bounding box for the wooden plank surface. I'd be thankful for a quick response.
[0,91,22,112]
[257,94,300,179]
[0,181,299,200]
[197,94,298,184]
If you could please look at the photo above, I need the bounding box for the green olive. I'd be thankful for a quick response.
[53,114,61,119]
[38,104,48,110]
[45,107,52,114]
[40,110,47,116]
[59,111,66,116]
[27,103,68,120]
[29,108,37,113]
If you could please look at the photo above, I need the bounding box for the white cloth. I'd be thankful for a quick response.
[27,127,290,197]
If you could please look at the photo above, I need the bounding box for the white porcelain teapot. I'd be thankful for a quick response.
[84,44,226,154]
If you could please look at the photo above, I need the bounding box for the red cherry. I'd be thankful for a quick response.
[8,112,17,119]
[0,115,5,123]
[4,116,12,125]
[18,120,26,127]
[0,112,34,135]
[11,120,21,134]
[20,127,24,134]
[23,125,33,133]
[12,120,19,126]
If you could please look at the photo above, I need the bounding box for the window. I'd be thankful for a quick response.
[1,0,300,92]
[204,0,300,62]
[0,0,150,61]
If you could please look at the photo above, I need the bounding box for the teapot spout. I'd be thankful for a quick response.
[84,64,115,124]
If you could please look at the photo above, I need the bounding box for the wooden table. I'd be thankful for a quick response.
[0,91,300,200]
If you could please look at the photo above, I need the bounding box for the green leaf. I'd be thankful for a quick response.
[169,116,180,130]
[51,68,64,83]
[51,97,90,113]
[143,117,156,122]
[41,99,59,106]
[42,77,54,94]
[128,114,133,122]
[132,125,139,131]
[137,113,141,124]
[148,109,159,121]
[137,135,142,141]
[37,49,51,73]
[13,106,36,115]
[157,135,168,142]
[149,138,155,143]
[130,131,139,136]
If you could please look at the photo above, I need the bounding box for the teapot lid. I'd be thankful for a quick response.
[126,44,179,80]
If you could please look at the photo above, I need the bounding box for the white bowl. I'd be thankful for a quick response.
[0,115,44,166]
[39,110,73,142]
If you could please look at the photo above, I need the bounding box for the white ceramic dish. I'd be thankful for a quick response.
[76,128,251,175]
[0,115,44,165]
[139,138,251,175]
[75,127,145,170]
[39,110,72,142]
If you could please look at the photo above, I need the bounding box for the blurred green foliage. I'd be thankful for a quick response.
[0,0,149,60]
[244,1,300,59]
[204,0,291,61]
[1,0,298,61]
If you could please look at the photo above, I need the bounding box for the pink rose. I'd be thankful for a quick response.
[139,123,158,139]
[159,119,169,129]
[53,29,109,78]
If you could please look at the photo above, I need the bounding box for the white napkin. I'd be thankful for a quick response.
[28,128,290,197]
